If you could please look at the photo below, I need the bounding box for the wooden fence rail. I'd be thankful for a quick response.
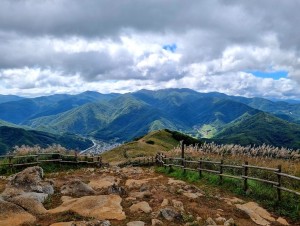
[154,153,300,202]
[0,153,104,170]
[1,151,299,203]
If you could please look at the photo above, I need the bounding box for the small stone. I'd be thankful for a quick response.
[126,197,136,201]
[161,198,169,207]
[185,221,198,226]
[176,188,184,194]
[205,217,217,225]
[129,191,151,199]
[160,207,182,221]
[151,219,163,225]
[107,184,127,196]
[276,217,289,225]
[224,218,235,226]
[127,221,145,226]
[100,220,111,226]
[183,192,203,199]
[196,216,202,221]
[215,216,226,223]
[172,199,184,211]
[129,201,152,213]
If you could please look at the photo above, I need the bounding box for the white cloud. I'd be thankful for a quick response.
[0,0,300,99]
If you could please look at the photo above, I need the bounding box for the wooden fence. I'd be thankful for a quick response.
[1,151,299,203]
[0,152,104,170]
[155,153,300,202]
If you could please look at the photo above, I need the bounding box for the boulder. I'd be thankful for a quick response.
[0,199,36,226]
[61,179,95,197]
[9,194,47,214]
[48,195,126,220]
[2,166,54,201]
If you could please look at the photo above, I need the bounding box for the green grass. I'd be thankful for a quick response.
[0,162,91,175]
[156,166,300,221]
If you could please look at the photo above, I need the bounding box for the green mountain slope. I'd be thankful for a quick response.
[1,88,300,149]
[214,112,300,149]
[0,94,24,104]
[26,93,258,142]
[101,129,200,163]
[26,96,184,141]
[0,126,93,155]
[0,92,118,124]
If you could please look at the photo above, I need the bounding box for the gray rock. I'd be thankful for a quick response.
[160,207,182,221]
[100,220,111,226]
[107,184,127,196]
[17,192,48,203]
[5,166,53,195]
[61,179,95,197]
[9,194,47,214]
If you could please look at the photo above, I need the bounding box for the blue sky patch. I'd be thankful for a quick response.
[247,70,288,80]
[163,43,177,53]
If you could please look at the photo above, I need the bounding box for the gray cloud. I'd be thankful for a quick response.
[0,0,300,98]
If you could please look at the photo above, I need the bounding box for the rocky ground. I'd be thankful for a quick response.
[0,166,296,226]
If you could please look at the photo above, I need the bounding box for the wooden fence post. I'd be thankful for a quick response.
[198,158,202,178]
[8,156,13,172]
[183,159,186,174]
[277,165,282,202]
[243,161,248,192]
[169,158,172,172]
[219,159,223,184]
[99,156,102,167]
[181,141,185,168]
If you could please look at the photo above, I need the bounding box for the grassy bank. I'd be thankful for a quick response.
[156,166,300,221]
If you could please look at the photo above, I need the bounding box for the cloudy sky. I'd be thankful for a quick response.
[1,0,300,99]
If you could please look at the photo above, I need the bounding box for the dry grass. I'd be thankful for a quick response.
[168,143,300,177]
[9,144,75,156]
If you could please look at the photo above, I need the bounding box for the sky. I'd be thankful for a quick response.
[0,0,300,99]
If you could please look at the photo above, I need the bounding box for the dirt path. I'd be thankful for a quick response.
[0,166,296,226]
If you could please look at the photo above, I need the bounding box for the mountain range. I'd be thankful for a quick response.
[0,88,300,154]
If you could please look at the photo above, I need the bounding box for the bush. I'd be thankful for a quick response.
[146,140,155,145]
